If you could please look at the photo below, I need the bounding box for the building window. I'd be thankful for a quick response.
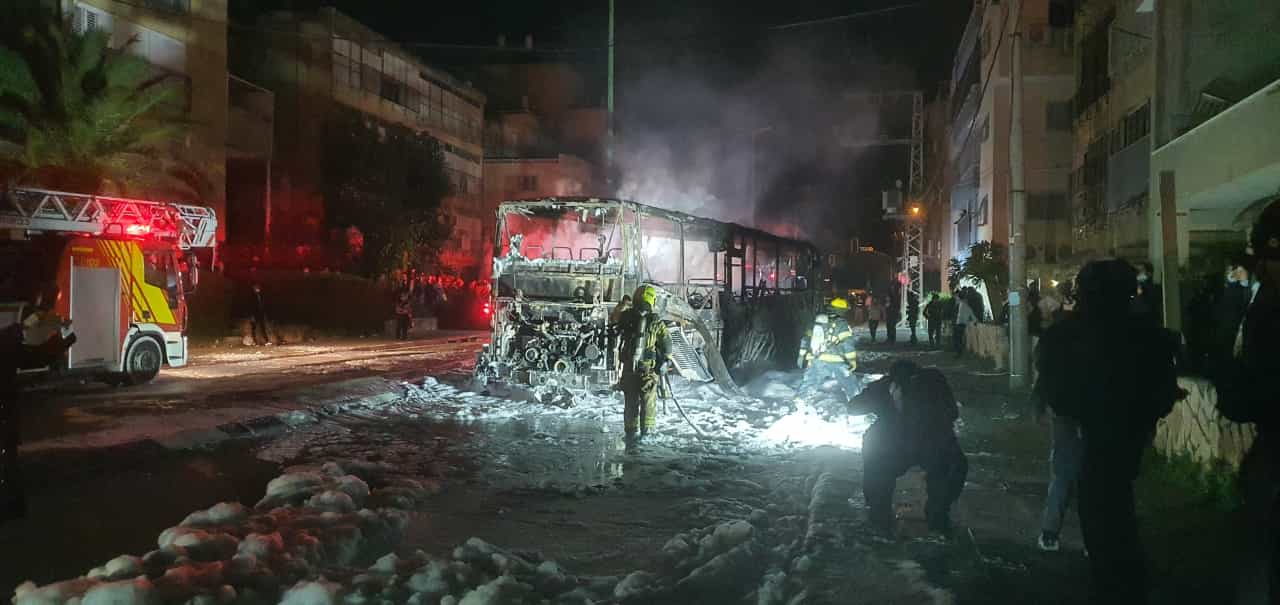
[1046,101,1072,131]
[518,175,538,192]
[979,115,990,142]
[1028,192,1067,220]
[142,0,189,14]
[73,3,113,35]
[977,196,989,226]
[1075,12,1114,115]
[1122,101,1150,148]
[380,75,403,104]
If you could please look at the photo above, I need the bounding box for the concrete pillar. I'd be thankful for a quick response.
[1159,171,1183,331]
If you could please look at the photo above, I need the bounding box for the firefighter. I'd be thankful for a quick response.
[851,360,967,537]
[614,285,671,446]
[799,297,859,402]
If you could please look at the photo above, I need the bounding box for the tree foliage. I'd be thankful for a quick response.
[320,110,453,276]
[0,0,188,193]
[949,241,1008,315]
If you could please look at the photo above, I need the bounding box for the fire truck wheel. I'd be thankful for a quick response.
[124,337,163,385]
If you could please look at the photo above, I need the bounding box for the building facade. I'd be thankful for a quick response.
[237,8,486,274]
[1070,0,1154,264]
[65,0,230,240]
[948,0,1074,278]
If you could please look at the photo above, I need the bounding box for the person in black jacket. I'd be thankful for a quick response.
[1212,204,1280,604]
[850,360,967,536]
[1036,259,1180,604]
[3,307,76,522]
[906,292,920,344]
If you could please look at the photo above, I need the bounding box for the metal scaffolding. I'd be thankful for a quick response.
[845,90,926,326]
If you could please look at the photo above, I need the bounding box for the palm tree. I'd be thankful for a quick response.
[0,0,187,194]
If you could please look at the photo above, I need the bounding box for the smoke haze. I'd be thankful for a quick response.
[614,22,919,251]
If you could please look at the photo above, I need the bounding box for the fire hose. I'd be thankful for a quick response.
[661,372,710,442]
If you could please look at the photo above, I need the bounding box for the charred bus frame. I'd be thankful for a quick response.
[477,197,820,390]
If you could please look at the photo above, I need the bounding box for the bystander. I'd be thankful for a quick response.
[1210,204,1280,604]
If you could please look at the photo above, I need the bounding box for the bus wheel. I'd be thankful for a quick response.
[124,337,163,385]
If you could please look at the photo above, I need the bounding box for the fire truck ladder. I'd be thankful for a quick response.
[0,187,217,249]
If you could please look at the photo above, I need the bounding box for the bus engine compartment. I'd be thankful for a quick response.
[475,197,820,391]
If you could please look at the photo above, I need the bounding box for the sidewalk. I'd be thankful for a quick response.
[850,326,1237,604]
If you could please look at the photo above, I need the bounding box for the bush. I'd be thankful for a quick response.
[1140,449,1241,513]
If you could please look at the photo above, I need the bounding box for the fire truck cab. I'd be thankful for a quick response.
[1,187,218,385]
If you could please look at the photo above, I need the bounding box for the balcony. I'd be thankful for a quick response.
[1153,76,1280,214]
[952,6,984,86]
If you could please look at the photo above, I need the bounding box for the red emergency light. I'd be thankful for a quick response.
[481,302,492,317]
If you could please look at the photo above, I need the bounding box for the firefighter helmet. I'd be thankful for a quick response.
[634,284,658,309]
[830,297,849,310]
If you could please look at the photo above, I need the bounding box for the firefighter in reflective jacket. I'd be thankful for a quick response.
[800,298,859,397]
[615,284,671,444]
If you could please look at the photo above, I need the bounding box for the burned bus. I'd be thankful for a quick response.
[475,197,821,390]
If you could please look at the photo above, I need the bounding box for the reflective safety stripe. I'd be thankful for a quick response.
[843,350,858,360]
[817,353,845,363]
[833,330,853,341]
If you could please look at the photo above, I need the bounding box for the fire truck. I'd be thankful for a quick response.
[0,187,217,385]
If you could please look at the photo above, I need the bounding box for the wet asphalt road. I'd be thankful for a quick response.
[1,332,1235,604]
[18,335,485,444]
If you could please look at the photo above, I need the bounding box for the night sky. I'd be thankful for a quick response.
[231,0,971,249]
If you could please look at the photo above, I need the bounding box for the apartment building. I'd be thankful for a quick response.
[1070,0,1154,262]
[237,8,486,275]
[948,0,1075,277]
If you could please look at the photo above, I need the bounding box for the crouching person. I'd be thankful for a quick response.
[850,360,967,537]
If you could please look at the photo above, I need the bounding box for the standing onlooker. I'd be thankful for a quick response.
[1032,379,1083,553]
[251,283,271,346]
[1212,257,1254,367]
[1130,261,1163,326]
[867,296,884,343]
[952,295,977,357]
[923,293,943,347]
[885,292,901,344]
[1036,284,1063,334]
[394,291,413,340]
[906,292,920,345]
[1037,259,1180,604]
[1211,205,1280,604]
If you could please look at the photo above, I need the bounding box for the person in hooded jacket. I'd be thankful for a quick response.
[1211,203,1280,604]
[1036,259,1180,604]
[849,360,967,536]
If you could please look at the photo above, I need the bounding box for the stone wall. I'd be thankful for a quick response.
[1155,376,1257,469]
[966,324,1009,370]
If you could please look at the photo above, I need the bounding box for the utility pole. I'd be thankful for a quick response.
[606,0,615,193]
[1007,0,1030,390]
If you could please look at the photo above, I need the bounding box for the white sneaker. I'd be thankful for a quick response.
[1037,532,1061,552]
